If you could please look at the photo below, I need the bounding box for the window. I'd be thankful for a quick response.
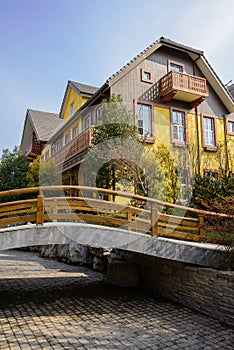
[227,119,234,135]
[202,115,217,148]
[168,60,184,73]
[178,170,188,187]
[45,150,49,162]
[84,114,91,129]
[65,132,71,145]
[141,69,153,83]
[51,144,55,155]
[70,102,75,117]
[56,139,62,152]
[72,126,78,139]
[171,109,186,144]
[96,106,103,123]
[137,103,152,137]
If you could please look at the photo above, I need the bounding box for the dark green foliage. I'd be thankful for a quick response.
[0,146,29,191]
[0,147,29,202]
[192,175,234,211]
[26,158,40,187]
[192,174,234,270]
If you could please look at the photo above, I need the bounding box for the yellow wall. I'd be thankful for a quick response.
[154,106,171,146]
[62,87,89,123]
[152,106,233,175]
[41,87,89,160]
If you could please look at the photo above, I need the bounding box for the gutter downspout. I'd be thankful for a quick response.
[223,114,229,176]
[195,107,201,177]
[192,58,201,177]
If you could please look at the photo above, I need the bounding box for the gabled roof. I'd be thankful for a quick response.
[78,37,234,114]
[106,37,203,85]
[105,37,234,113]
[59,80,99,117]
[48,37,234,143]
[69,81,99,96]
[22,109,63,143]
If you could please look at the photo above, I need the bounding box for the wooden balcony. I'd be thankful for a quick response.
[51,128,92,166]
[160,71,209,108]
[25,141,42,159]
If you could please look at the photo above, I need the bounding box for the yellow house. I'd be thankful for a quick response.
[22,37,234,197]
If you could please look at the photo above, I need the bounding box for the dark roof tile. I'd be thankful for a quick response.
[69,81,99,95]
[28,109,63,142]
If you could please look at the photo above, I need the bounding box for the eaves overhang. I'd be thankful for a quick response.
[196,56,234,113]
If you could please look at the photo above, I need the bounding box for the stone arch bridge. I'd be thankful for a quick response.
[0,186,231,268]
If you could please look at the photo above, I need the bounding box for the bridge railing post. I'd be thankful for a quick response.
[151,203,158,236]
[36,194,45,225]
[198,215,205,238]
[127,211,132,231]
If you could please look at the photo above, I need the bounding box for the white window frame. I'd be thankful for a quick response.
[65,132,71,145]
[178,170,188,187]
[70,102,75,117]
[227,119,234,135]
[171,110,186,144]
[45,150,49,161]
[56,139,62,152]
[84,114,92,130]
[72,126,78,139]
[202,115,216,147]
[51,144,55,155]
[137,103,153,138]
[168,60,184,73]
[96,105,103,124]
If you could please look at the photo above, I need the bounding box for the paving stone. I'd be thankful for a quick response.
[0,250,233,349]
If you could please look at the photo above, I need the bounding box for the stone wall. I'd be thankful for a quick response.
[126,252,234,327]
[39,244,111,272]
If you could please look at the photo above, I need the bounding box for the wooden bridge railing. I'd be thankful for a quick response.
[0,186,232,244]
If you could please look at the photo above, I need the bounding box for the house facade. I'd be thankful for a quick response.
[21,37,234,191]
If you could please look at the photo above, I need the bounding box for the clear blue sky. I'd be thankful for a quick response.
[0,0,234,153]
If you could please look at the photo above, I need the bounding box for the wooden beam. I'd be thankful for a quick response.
[190,97,204,108]
[161,90,177,102]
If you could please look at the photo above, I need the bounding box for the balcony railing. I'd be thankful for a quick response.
[51,128,92,166]
[25,141,42,157]
[160,71,208,107]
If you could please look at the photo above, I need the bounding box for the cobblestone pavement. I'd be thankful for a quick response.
[0,250,233,350]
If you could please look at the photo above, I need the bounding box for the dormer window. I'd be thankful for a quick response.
[70,102,75,117]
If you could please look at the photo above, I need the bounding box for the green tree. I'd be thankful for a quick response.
[150,141,180,203]
[26,158,62,188]
[0,146,29,191]
[26,158,40,187]
[84,94,146,195]
[39,159,61,186]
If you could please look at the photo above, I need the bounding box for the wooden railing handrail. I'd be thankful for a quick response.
[0,185,232,219]
[160,70,208,97]
[0,186,232,244]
